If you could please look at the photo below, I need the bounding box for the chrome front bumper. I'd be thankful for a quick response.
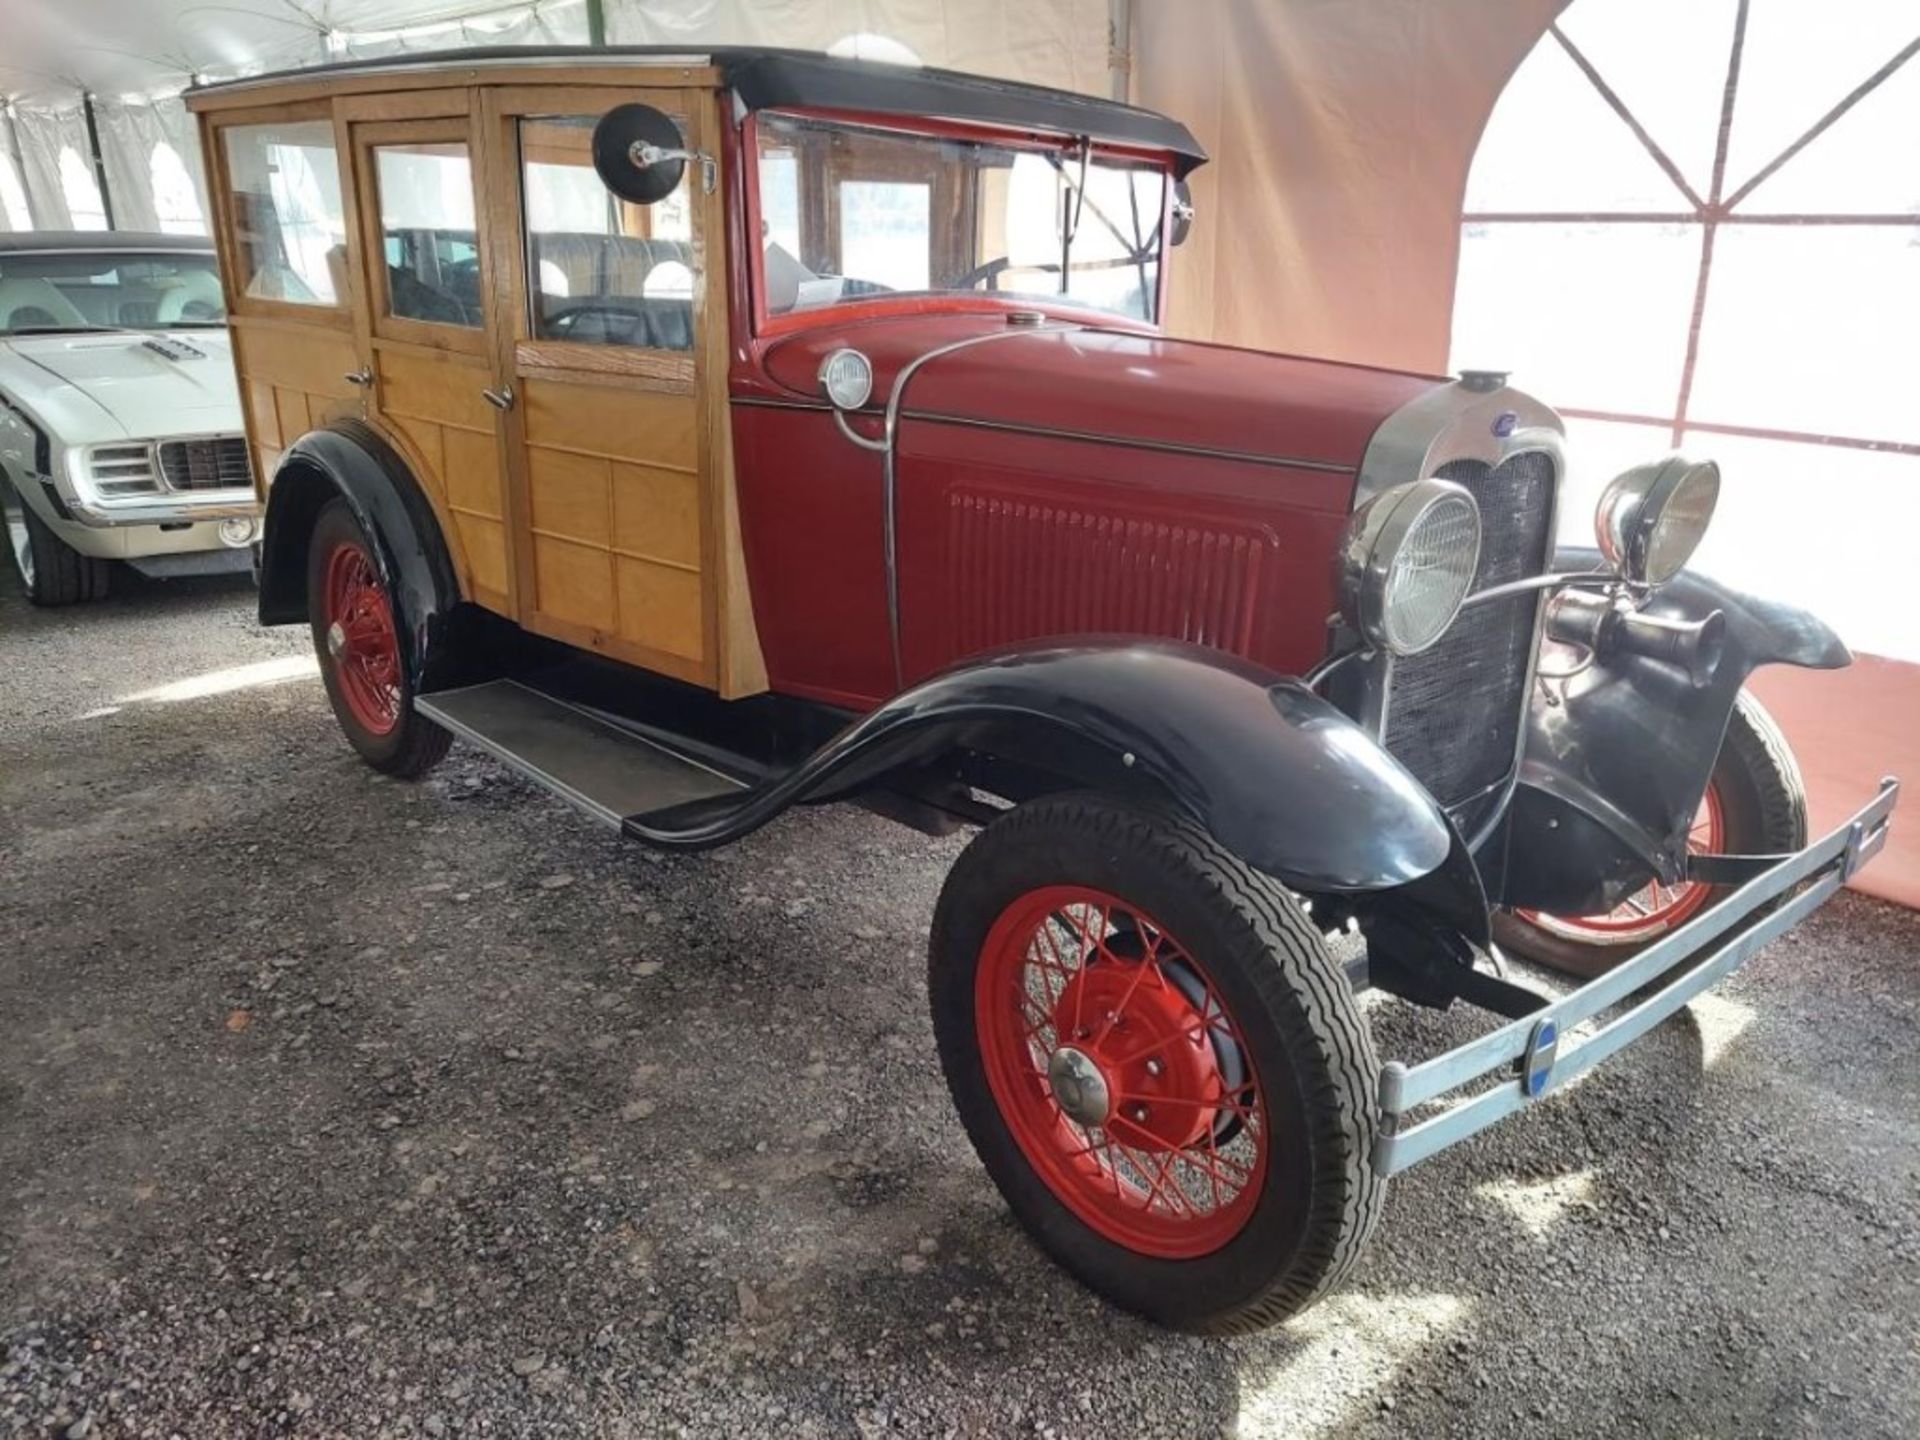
[65,489,260,528]
[1372,776,1900,1176]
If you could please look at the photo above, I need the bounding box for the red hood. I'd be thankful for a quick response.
[753,314,1442,483]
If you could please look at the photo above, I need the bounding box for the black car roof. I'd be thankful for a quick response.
[0,230,213,254]
[189,45,1208,177]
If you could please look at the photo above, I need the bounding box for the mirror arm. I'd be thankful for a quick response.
[629,141,718,195]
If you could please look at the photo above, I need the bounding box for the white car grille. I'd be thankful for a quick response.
[86,442,161,498]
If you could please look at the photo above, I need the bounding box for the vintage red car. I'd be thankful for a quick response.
[188,47,1897,1333]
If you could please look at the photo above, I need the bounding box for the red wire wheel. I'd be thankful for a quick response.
[320,538,403,738]
[1518,782,1725,944]
[974,885,1267,1259]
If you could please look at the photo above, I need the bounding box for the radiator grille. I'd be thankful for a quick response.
[157,436,252,493]
[1382,449,1556,807]
[946,490,1270,658]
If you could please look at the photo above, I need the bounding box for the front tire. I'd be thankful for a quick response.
[929,793,1383,1334]
[307,498,450,778]
[1495,691,1807,978]
[4,473,111,606]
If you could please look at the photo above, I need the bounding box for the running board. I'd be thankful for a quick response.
[416,679,746,830]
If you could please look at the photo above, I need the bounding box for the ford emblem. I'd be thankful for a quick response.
[1492,411,1518,438]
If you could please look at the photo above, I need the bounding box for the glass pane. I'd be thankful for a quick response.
[519,115,693,350]
[1723,0,1920,201]
[1732,46,1920,214]
[0,249,226,334]
[1689,224,1920,440]
[755,113,1164,322]
[1451,222,1701,416]
[223,120,345,306]
[838,180,930,292]
[1682,431,1920,662]
[1464,33,1690,214]
[1557,0,1737,201]
[373,142,481,328]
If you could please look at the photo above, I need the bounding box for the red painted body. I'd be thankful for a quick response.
[718,106,1443,710]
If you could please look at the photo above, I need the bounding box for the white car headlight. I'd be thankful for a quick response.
[1595,454,1719,587]
[1336,478,1483,657]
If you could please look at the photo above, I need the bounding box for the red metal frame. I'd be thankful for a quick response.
[973,885,1267,1259]
[1464,7,1920,457]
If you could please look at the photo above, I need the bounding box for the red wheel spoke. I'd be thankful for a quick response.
[975,883,1267,1259]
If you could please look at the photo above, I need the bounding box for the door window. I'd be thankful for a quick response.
[222,120,346,306]
[372,141,482,328]
[519,115,694,350]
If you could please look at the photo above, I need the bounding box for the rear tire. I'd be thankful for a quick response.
[929,793,1383,1333]
[306,497,450,778]
[4,474,111,606]
[1495,691,1806,978]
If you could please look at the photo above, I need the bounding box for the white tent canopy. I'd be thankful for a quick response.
[0,0,1111,231]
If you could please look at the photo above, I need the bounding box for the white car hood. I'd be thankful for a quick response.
[0,330,243,446]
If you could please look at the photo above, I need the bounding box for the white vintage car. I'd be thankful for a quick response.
[0,231,259,605]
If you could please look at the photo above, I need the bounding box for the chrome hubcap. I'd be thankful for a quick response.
[326,621,347,658]
[2,483,31,590]
[1046,1046,1111,1127]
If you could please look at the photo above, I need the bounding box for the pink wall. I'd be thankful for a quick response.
[1132,0,1916,906]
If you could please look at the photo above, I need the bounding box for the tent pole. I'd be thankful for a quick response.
[586,0,607,48]
[1108,0,1132,102]
[82,93,116,231]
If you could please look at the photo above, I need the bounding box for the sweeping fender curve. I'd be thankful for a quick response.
[625,638,1455,895]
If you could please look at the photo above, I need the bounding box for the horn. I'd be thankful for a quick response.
[1611,607,1726,689]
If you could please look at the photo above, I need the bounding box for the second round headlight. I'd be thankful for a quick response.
[1336,478,1483,657]
[1595,454,1720,587]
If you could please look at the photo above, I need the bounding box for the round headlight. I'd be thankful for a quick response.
[1336,478,1483,657]
[818,348,874,411]
[1595,454,1719,586]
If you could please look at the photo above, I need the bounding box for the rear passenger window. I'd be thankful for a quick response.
[519,115,694,350]
[222,120,346,307]
[372,142,482,328]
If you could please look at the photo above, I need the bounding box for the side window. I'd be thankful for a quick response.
[519,114,694,350]
[372,141,481,328]
[222,120,346,306]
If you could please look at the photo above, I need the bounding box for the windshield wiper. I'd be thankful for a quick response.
[4,323,125,336]
[1059,137,1091,298]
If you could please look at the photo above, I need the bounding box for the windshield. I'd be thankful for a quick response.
[0,250,226,335]
[754,114,1168,323]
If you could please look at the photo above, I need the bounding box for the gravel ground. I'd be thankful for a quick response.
[2,570,1917,1440]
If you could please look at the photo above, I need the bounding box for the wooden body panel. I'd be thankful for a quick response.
[375,343,513,612]
[194,67,767,697]
[228,316,361,491]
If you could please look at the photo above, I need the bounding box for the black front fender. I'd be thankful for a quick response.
[257,422,471,692]
[629,639,1456,897]
[1495,549,1848,913]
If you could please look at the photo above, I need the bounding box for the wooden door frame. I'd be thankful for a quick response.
[336,91,524,617]
[477,82,715,676]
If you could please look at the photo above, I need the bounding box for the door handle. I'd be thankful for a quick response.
[343,365,373,387]
[481,385,516,412]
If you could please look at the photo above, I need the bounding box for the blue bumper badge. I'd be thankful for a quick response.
[1522,1017,1559,1098]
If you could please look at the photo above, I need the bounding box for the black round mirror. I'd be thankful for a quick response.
[591,103,687,206]
[1169,179,1195,248]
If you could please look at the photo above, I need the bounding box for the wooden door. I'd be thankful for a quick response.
[479,84,728,689]
[344,98,516,616]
